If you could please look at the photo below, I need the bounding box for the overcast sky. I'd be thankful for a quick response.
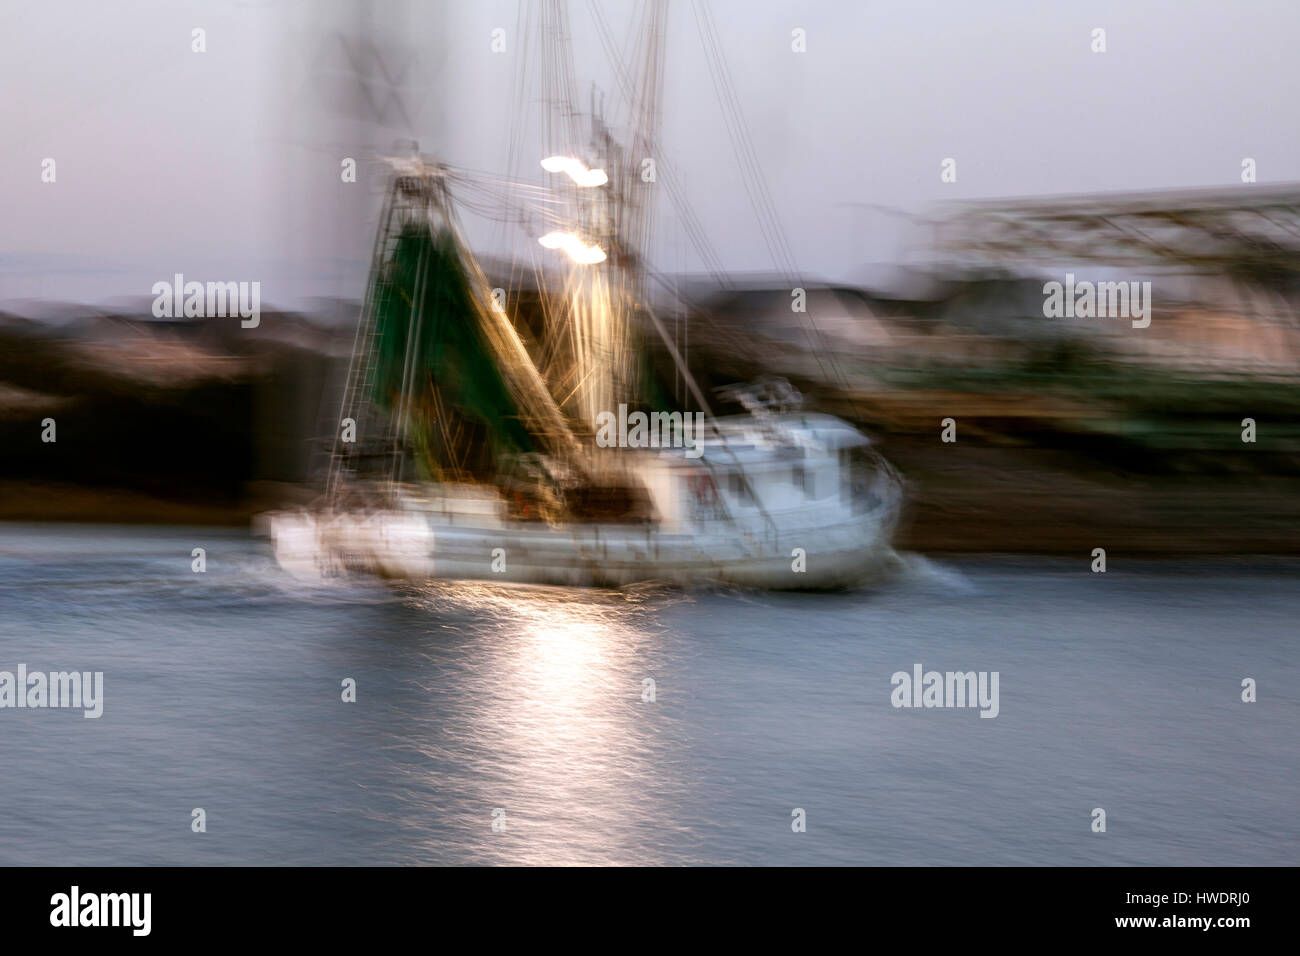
[3,0,1298,308]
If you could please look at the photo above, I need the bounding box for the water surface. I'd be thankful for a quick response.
[0,524,1295,865]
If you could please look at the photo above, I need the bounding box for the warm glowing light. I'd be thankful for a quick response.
[538,231,607,265]
[540,155,609,188]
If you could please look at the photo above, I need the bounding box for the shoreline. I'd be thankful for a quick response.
[4,478,1299,557]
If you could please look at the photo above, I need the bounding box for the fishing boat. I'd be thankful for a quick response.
[261,3,903,589]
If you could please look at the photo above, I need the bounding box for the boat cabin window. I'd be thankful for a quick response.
[840,446,881,514]
[792,463,807,495]
[728,471,754,506]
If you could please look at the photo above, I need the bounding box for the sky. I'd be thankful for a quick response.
[2,0,1298,308]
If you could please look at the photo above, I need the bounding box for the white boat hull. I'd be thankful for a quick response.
[265,411,905,590]
[262,500,900,591]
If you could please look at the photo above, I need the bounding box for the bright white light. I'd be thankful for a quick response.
[538,232,607,265]
[540,156,608,188]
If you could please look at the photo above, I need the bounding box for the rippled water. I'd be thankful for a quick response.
[0,524,1296,865]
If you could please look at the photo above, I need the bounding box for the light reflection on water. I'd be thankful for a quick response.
[0,524,1298,866]
[392,583,690,865]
